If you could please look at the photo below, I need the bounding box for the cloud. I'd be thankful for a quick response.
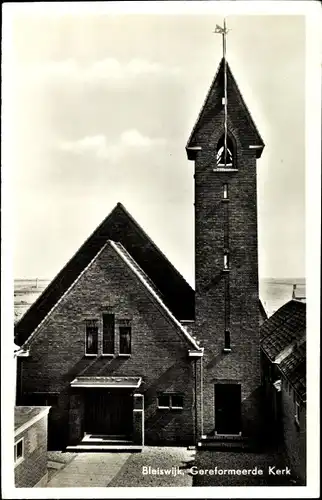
[59,129,166,162]
[22,58,181,85]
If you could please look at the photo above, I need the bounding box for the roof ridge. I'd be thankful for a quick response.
[21,242,110,348]
[186,58,223,149]
[109,240,201,351]
[261,300,305,341]
[116,203,193,291]
[111,241,164,299]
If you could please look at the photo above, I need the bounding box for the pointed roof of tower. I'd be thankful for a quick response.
[186,58,264,160]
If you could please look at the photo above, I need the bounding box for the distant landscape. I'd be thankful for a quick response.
[14,277,305,325]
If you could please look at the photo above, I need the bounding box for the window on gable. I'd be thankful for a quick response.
[223,183,229,199]
[119,320,131,355]
[103,313,115,354]
[223,252,229,270]
[216,135,234,168]
[157,393,184,409]
[85,319,98,355]
[14,438,24,465]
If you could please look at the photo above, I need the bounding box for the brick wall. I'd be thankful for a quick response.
[192,67,262,436]
[14,416,48,488]
[20,244,195,448]
[281,380,306,484]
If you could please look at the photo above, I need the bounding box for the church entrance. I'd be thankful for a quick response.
[84,389,133,437]
[214,384,241,435]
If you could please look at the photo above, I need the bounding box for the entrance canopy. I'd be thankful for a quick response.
[70,376,142,389]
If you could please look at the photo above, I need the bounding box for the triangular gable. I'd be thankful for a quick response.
[21,240,201,353]
[186,58,264,160]
[15,203,195,346]
[110,241,201,351]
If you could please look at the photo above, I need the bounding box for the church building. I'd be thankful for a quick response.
[15,55,266,450]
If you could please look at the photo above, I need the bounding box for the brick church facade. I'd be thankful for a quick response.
[15,57,266,450]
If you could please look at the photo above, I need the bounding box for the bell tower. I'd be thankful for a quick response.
[186,45,265,438]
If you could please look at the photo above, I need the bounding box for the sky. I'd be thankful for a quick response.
[3,4,312,285]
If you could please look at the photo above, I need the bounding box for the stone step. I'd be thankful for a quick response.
[201,434,247,442]
[197,439,252,451]
[66,444,143,452]
[47,461,65,470]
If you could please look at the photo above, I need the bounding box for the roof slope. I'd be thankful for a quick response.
[261,300,306,361]
[261,300,306,401]
[15,203,195,345]
[186,58,264,159]
[279,342,306,401]
[15,203,267,347]
[15,406,49,433]
[110,241,201,351]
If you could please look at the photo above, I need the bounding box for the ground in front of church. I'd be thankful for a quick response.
[45,444,301,488]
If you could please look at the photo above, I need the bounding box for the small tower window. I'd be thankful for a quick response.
[216,135,234,168]
[223,183,228,199]
[223,252,229,270]
[224,330,231,350]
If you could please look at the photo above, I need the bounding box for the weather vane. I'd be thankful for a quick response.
[213,18,230,60]
[213,18,231,167]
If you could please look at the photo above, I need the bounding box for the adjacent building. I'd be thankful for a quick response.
[261,298,306,484]
[15,56,267,450]
[14,406,51,487]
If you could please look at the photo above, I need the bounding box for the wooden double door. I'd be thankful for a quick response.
[85,389,133,437]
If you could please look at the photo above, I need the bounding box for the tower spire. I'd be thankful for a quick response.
[214,19,230,166]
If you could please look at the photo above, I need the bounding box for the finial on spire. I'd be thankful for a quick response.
[213,18,230,60]
[213,19,231,167]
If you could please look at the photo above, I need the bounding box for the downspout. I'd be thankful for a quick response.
[200,355,204,437]
[194,358,198,445]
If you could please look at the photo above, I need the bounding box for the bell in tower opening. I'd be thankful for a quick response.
[216,134,234,167]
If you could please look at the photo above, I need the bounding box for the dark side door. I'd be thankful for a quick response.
[214,384,241,434]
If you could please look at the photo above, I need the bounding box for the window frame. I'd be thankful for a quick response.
[85,319,99,357]
[119,320,132,356]
[102,313,115,356]
[14,437,24,467]
[224,329,231,351]
[223,183,229,200]
[295,399,300,427]
[157,393,184,410]
[215,134,236,169]
[223,252,230,271]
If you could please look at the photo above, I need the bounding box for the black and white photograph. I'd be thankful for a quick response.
[1,1,320,497]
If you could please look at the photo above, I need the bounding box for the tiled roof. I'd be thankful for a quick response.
[15,203,268,347]
[15,203,195,345]
[261,300,306,401]
[261,300,306,361]
[280,342,306,401]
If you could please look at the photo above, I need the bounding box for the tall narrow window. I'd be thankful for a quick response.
[295,400,300,426]
[216,135,234,168]
[14,438,24,465]
[223,183,228,199]
[224,330,231,350]
[223,252,229,270]
[103,313,115,354]
[85,319,98,355]
[119,320,131,355]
